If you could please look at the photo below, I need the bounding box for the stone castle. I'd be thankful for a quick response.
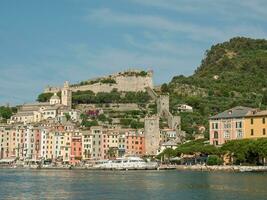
[44,70,153,94]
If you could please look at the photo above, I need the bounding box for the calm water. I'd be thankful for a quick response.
[0,169,267,200]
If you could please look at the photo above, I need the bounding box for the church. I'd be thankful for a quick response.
[9,81,74,124]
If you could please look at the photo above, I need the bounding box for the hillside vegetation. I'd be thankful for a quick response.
[167,37,267,137]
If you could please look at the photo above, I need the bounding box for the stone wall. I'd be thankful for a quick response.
[44,70,153,94]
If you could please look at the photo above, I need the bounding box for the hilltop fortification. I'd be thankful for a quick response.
[44,69,153,94]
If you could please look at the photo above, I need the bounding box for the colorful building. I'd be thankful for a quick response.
[81,130,93,160]
[125,130,145,156]
[244,110,267,139]
[70,135,82,165]
[209,106,254,145]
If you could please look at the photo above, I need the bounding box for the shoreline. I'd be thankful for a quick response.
[1,164,267,172]
[176,165,267,172]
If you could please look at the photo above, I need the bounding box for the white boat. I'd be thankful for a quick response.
[93,156,158,170]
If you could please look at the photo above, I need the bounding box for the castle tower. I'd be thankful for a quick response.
[144,115,160,155]
[61,81,72,108]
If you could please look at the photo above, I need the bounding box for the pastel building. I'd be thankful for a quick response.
[40,128,49,159]
[33,127,41,160]
[91,126,102,159]
[118,132,126,157]
[82,130,93,160]
[125,130,145,156]
[70,134,82,165]
[209,106,254,145]
[244,110,267,139]
[53,132,64,160]
[61,131,72,163]
[0,126,17,159]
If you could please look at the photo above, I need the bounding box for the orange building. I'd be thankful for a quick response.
[70,136,82,165]
[125,132,145,156]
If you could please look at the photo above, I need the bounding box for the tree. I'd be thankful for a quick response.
[157,148,177,161]
[81,120,98,128]
[37,93,53,102]
[64,113,71,121]
[262,91,267,106]
[98,114,108,122]
[207,155,223,165]
[0,106,14,119]
[161,83,169,93]
[107,147,117,159]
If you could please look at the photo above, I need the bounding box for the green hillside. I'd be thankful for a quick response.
[167,37,267,138]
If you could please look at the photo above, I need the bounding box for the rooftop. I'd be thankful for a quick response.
[209,106,254,119]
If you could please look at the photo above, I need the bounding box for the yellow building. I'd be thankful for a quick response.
[244,110,267,139]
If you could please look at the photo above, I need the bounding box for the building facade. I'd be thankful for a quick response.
[209,106,254,145]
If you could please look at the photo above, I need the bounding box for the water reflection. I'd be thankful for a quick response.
[0,170,267,200]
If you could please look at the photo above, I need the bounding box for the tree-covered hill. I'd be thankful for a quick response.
[167,37,267,137]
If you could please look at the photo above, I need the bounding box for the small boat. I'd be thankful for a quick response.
[92,156,158,170]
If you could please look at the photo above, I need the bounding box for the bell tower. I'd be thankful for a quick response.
[61,81,72,108]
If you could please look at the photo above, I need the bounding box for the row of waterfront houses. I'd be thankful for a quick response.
[210,106,267,145]
[0,122,177,165]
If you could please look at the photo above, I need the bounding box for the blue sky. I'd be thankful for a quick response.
[0,0,267,105]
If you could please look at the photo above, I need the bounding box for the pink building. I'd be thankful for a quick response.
[209,106,253,146]
[33,128,41,160]
[101,131,109,159]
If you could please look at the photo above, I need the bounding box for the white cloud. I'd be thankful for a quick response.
[87,8,225,41]
[87,8,267,42]
[128,0,267,20]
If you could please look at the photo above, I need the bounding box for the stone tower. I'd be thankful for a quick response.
[157,95,169,116]
[144,115,160,155]
[61,81,72,108]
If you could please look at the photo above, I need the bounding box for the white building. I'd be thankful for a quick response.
[157,140,178,155]
[177,104,193,113]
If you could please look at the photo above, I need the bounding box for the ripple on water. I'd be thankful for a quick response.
[0,170,267,200]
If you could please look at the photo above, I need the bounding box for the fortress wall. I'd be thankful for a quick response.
[44,72,153,94]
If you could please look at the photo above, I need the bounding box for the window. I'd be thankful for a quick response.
[212,123,218,130]
[236,130,243,139]
[263,128,266,135]
[224,122,231,129]
[251,129,254,136]
[224,131,230,139]
[263,118,266,124]
[251,119,254,125]
[236,121,242,129]
[213,131,218,139]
